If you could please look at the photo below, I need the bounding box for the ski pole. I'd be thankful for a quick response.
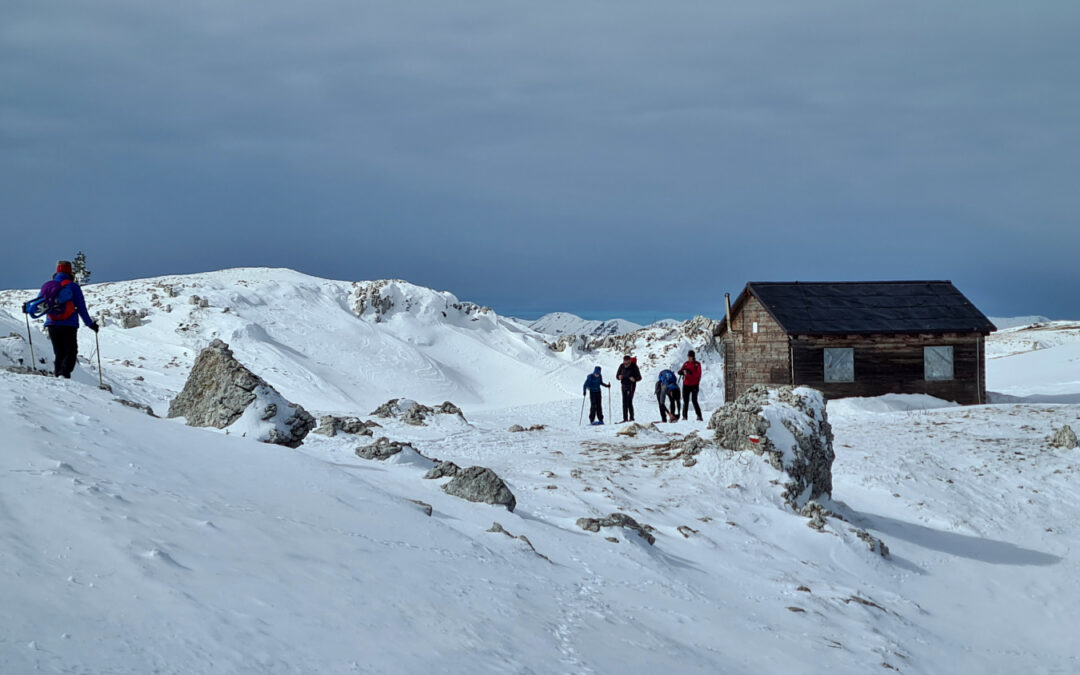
[579,394,586,426]
[24,313,37,371]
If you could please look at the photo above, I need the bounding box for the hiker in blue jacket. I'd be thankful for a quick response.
[23,260,98,378]
[655,368,680,422]
[583,366,611,425]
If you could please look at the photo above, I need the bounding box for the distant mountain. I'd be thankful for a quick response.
[528,312,642,337]
[988,316,1052,330]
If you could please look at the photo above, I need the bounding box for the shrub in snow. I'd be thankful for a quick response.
[576,513,656,545]
[1048,425,1078,450]
[167,339,315,448]
[708,384,835,510]
[442,466,516,512]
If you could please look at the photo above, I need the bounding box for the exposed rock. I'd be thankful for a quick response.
[616,422,660,438]
[442,466,516,512]
[800,501,830,531]
[486,522,552,563]
[313,415,377,438]
[370,398,466,426]
[409,500,433,517]
[424,461,461,480]
[401,402,435,426]
[355,437,414,461]
[667,431,713,466]
[115,399,156,417]
[708,384,834,510]
[677,525,698,538]
[167,339,315,448]
[851,528,890,558]
[508,424,546,433]
[121,312,142,329]
[1048,425,1078,449]
[576,513,656,545]
[188,295,201,305]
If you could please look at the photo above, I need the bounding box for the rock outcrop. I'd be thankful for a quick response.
[1048,425,1078,450]
[576,513,656,545]
[708,385,834,509]
[313,415,378,438]
[370,398,468,426]
[442,466,516,512]
[355,437,415,461]
[167,339,315,448]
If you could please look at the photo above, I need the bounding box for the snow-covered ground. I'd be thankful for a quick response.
[1,271,1078,673]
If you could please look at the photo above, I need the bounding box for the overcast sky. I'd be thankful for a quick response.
[2,1,1077,319]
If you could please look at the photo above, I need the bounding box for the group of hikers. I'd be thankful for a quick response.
[21,260,98,378]
[583,350,703,426]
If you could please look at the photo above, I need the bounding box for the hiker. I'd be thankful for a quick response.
[583,366,611,425]
[616,355,642,423]
[23,260,98,378]
[678,350,703,421]
[655,368,680,422]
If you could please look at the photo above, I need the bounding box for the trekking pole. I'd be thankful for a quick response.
[24,313,37,371]
[579,394,586,426]
[94,330,106,390]
[608,386,612,423]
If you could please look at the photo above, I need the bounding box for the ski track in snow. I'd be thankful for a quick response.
[0,270,1078,673]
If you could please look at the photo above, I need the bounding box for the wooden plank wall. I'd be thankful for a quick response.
[790,333,987,404]
[721,296,790,402]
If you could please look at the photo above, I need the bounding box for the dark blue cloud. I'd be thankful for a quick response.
[2,1,1078,318]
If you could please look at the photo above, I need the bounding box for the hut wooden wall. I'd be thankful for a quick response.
[789,333,987,404]
[720,296,790,402]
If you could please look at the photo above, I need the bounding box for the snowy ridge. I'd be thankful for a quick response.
[529,311,642,337]
[1,268,1079,673]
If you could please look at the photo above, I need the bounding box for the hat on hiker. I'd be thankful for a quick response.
[56,260,73,275]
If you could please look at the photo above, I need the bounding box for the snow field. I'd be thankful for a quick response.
[1,270,1078,673]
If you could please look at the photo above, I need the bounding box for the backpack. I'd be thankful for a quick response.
[28,279,76,320]
[659,369,677,389]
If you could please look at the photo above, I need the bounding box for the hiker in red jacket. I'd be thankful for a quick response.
[678,350,703,421]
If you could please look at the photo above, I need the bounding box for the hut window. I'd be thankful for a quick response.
[824,348,854,382]
[924,346,954,381]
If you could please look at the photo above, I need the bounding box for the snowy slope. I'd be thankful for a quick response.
[986,321,1080,402]
[2,268,1079,673]
[529,312,642,337]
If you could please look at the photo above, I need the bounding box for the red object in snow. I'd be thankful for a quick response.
[748,435,760,444]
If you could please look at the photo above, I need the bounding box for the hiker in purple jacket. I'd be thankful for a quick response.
[23,261,98,378]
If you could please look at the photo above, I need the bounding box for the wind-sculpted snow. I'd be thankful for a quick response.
[1,268,1080,672]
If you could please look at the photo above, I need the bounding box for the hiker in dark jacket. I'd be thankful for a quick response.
[655,369,680,422]
[23,260,98,378]
[583,366,611,425]
[678,350,703,421]
[616,355,642,423]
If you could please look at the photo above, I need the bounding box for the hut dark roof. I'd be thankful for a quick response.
[740,281,996,335]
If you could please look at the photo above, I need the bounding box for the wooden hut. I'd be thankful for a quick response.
[714,281,997,405]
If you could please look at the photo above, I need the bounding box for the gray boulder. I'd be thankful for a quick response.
[1048,425,1078,450]
[424,460,461,479]
[442,466,516,512]
[708,384,834,510]
[167,339,315,448]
